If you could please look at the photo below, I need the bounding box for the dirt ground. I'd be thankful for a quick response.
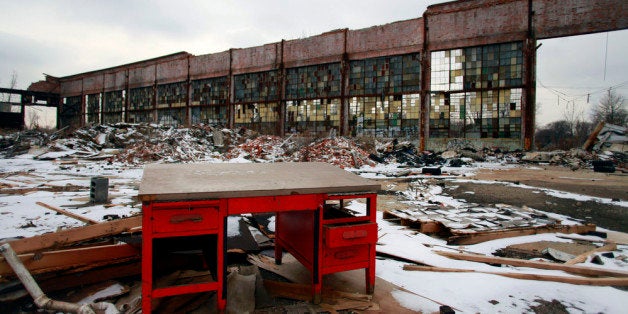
[441,165,628,233]
[376,165,628,233]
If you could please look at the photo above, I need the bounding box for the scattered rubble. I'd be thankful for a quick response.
[1,124,625,173]
[294,137,373,168]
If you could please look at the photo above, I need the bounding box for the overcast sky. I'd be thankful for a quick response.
[1,0,626,128]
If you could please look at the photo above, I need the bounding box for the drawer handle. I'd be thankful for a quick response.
[343,230,368,239]
[170,214,203,224]
[334,250,358,260]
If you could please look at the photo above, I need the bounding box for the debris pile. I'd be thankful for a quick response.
[369,139,425,166]
[0,216,142,311]
[521,148,598,170]
[0,129,52,157]
[294,137,373,168]
[224,135,290,161]
[1,123,626,173]
[383,180,597,245]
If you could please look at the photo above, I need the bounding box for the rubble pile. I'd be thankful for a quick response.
[521,149,598,170]
[224,135,291,161]
[293,137,373,168]
[369,139,424,166]
[0,129,52,157]
[2,123,626,172]
[111,125,232,164]
[0,123,244,164]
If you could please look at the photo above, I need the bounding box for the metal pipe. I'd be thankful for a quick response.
[0,243,119,314]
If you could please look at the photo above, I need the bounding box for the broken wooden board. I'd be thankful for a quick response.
[383,210,444,234]
[495,241,597,260]
[435,251,628,278]
[0,262,140,302]
[2,215,142,255]
[403,265,628,286]
[251,253,426,313]
[383,203,566,241]
[565,243,618,265]
[447,223,597,245]
[35,201,98,225]
[0,243,140,277]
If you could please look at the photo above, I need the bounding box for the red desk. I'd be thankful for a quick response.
[139,162,380,312]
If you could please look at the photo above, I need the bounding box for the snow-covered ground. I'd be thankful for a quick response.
[1,155,627,313]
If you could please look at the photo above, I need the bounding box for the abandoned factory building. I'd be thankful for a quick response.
[28,0,628,150]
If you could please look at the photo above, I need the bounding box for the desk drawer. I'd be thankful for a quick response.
[152,206,220,234]
[324,222,377,248]
[323,244,370,267]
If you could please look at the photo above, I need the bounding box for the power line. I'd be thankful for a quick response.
[537,80,628,105]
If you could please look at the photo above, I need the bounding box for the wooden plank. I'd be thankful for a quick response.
[36,201,99,225]
[383,210,443,234]
[0,244,140,277]
[582,121,605,151]
[565,243,617,265]
[403,265,628,286]
[5,215,142,255]
[435,251,628,278]
[447,224,596,245]
[38,262,140,293]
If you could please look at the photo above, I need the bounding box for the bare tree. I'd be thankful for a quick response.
[591,89,627,126]
[1,71,18,102]
[27,108,41,130]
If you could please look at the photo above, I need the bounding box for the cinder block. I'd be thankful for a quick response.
[90,176,109,203]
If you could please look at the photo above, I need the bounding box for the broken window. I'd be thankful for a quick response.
[191,76,229,106]
[86,93,101,124]
[284,99,339,136]
[191,105,227,126]
[429,93,449,138]
[129,86,154,123]
[129,87,153,111]
[234,71,279,103]
[103,90,124,124]
[429,42,524,139]
[157,82,187,109]
[157,108,185,126]
[285,63,341,99]
[401,94,420,137]
[234,102,279,133]
[60,96,82,128]
[127,111,153,124]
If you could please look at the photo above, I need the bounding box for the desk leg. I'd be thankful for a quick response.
[141,212,153,313]
[367,194,376,294]
[217,216,227,311]
[312,207,322,304]
[366,253,375,294]
[274,213,283,265]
